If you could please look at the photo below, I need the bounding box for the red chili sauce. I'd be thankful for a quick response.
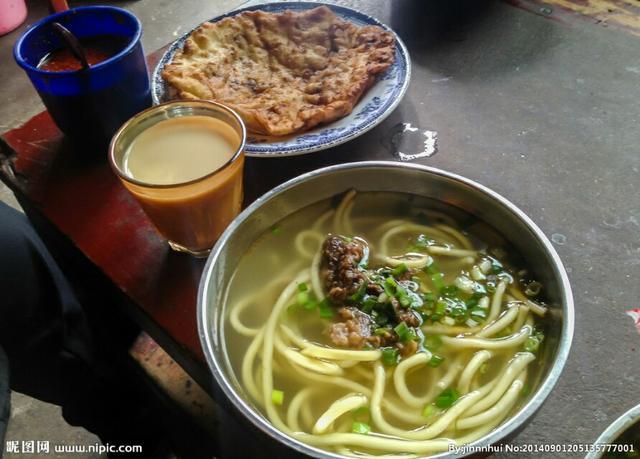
[37,35,129,72]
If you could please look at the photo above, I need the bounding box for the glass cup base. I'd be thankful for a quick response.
[168,240,211,258]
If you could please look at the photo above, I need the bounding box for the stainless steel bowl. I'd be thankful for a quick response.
[586,403,640,459]
[198,161,575,458]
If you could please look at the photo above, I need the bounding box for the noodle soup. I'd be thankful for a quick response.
[222,191,548,457]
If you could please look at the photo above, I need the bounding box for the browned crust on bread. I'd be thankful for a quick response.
[161,6,395,136]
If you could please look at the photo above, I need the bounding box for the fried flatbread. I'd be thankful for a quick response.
[161,6,396,136]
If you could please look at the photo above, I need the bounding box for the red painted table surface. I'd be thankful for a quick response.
[0,49,206,361]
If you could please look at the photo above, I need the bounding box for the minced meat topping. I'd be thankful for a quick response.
[321,234,426,358]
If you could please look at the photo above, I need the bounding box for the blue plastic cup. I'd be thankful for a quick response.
[13,6,152,148]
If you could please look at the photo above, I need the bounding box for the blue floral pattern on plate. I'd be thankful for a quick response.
[152,2,411,157]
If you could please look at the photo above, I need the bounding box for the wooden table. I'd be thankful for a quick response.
[0,43,212,381]
[2,0,640,457]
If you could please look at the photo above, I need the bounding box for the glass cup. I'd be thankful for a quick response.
[109,101,246,257]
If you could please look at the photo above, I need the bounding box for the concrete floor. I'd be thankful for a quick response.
[4,394,104,459]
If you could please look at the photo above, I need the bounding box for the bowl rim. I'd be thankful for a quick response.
[197,160,575,458]
[585,403,640,459]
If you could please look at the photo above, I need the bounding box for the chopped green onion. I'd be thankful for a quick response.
[296,292,318,311]
[297,282,308,292]
[352,406,370,421]
[431,273,445,292]
[362,296,377,313]
[473,283,487,295]
[520,384,532,398]
[349,283,367,302]
[271,390,284,406]
[422,291,436,305]
[374,327,390,336]
[465,295,480,308]
[396,286,411,307]
[295,290,318,311]
[425,263,446,292]
[413,234,433,251]
[394,322,409,337]
[434,300,447,317]
[398,295,411,308]
[381,347,399,366]
[435,388,459,409]
[490,258,503,274]
[394,322,417,342]
[470,308,488,320]
[270,225,281,235]
[286,304,299,314]
[358,245,370,269]
[372,310,390,326]
[423,334,442,352]
[428,355,445,367]
[422,404,439,418]
[425,262,439,275]
[351,421,371,434]
[440,285,459,297]
[318,299,334,318]
[394,285,423,310]
[409,295,424,309]
[449,300,467,317]
[524,336,540,353]
[383,277,396,297]
[297,291,309,306]
[392,263,408,277]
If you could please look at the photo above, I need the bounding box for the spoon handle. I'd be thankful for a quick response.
[49,0,69,13]
[51,22,90,70]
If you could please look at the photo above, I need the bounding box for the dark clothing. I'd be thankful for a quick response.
[0,202,160,456]
[0,200,94,419]
[0,347,8,449]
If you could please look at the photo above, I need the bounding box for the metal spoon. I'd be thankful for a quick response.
[51,22,90,70]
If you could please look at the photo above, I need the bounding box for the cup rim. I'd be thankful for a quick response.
[13,5,142,76]
[108,100,247,189]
